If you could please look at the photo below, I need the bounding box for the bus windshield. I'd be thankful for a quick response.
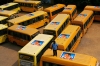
[43,30,56,36]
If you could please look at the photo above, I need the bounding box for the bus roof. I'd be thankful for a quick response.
[55,25,81,50]
[41,49,97,66]
[8,25,39,36]
[0,16,8,21]
[18,34,53,56]
[0,10,17,16]
[8,11,47,24]
[44,14,70,31]
[73,10,93,24]
[44,4,65,12]
[14,0,41,4]
[84,5,100,11]
[0,2,18,8]
[62,5,76,14]
[0,24,8,30]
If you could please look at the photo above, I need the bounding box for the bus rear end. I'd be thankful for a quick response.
[61,5,77,22]
[44,4,65,21]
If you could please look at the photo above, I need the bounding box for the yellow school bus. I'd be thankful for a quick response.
[14,0,43,12]
[0,10,18,19]
[7,25,40,46]
[0,2,20,13]
[40,49,99,66]
[18,34,54,66]
[7,11,49,28]
[43,14,70,38]
[0,16,8,25]
[55,25,82,52]
[0,24,8,44]
[84,5,100,21]
[72,10,94,36]
[44,4,65,21]
[61,5,77,22]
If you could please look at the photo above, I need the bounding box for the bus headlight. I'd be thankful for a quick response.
[96,62,99,66]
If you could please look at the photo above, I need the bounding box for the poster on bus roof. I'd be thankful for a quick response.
[31,40,44,46]
[17,25,26,30]
[58,34,70,39]
[50,22,60,25]
[60,52,75,60]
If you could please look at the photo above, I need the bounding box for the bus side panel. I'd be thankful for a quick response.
[36,37,54,66]
[72,10,78,22]
[8,35,29,46]
[27,20,45,29]
[21,6,35,12]
[94,15,100,21]
[0,35,7,43]
[70,35,81,52]
[12,7,21,12]
[84,17,94,35]
[51,14,58,21]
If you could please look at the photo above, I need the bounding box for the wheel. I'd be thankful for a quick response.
[44,22,48,26]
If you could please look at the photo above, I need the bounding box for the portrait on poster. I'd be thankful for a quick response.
[60,52,75,60]
[31,40,44,46]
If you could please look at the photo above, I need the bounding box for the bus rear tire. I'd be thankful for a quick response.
[44,22,48,26]
[13,41,17,45]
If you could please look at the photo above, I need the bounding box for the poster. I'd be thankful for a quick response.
[94,6,100,8]
[31,40,44,46]
[60,52,75,60]
[79,14,87,17]
[64,7,72,10]
[17,25,26,30]
[50,22,60,25]
[59,34,70,39]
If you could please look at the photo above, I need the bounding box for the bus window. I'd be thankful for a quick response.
[0,2,20,12]
[14,0,43,12]
[18,34,54,66]
[0,10,19,19]
[0,16,8,26]
[43,14,70,38]
[8,11,49,29]
[7,25,40,46]
[0,24,8,44]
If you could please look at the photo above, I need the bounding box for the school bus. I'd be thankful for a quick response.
[7,25,40,46]
[0,2,20,13]
[84,5,100,21]
[40,49,99,66]
[72,10,94,36]
[18,34,54,66]
[61,5,77,22]
[14,0,43,12]
[55,25,82,52]
[43,14,70,38]
[0,10,18,19]
[44,4,65,21]
[0,16,8,26]
[0,24,8,44]
[7,11,49,28]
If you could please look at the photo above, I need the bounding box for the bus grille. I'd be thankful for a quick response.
[20,60,33,66]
